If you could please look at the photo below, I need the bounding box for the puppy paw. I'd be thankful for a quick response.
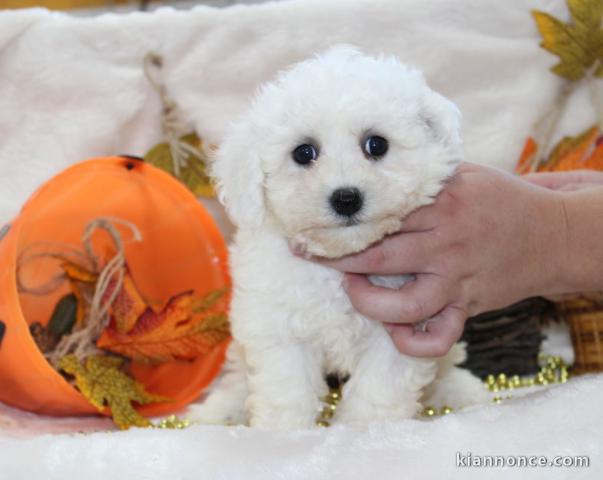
[423,367,490,409]
[186,401,247,426]
[336,400,420,425]
[248,399,319,430]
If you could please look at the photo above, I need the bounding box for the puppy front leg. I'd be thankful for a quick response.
[187,341,249,425]
[336,329,437,424]
[245,342,324,429]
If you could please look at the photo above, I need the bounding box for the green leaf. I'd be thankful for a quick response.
[47,293,77,338]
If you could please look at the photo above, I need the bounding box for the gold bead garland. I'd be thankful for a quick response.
[420,354,570,417]
[155,415,190,429]
[420,405,454,417]
[316,384,343,427]
[148,355,571,428]
[485,354,569,392]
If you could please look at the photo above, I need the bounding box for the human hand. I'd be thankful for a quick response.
[307,163,568,357]
[523,169,603,191]
[523,170,603,281]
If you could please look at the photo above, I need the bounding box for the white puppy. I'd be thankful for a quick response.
[190,45,488,429]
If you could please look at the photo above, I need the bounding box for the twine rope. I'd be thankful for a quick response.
[82,218,142,334]
[17,246,94,296]
[20,217,142,367]
[587,69,603,131]
[528,81,576,172]
[143,51,206,178]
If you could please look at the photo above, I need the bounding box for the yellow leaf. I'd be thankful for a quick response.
[532,0,603,81]
[144,133,215,198]
[551,61,585,80]
[532,11,587,80]
[59,354,169,429]
[568,0,602,36]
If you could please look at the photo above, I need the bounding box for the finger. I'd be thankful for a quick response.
[397,202,439,232]
[313,237,427,274]
[398,166,471,233]
[309,229,440,274]
[386,304,466,357]
[522,170,603,190]
[558,182,603,192]
[344,273,451,324]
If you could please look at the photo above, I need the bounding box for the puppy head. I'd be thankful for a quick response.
[212,45,462,257]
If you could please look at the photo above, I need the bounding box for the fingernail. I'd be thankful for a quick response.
[290,240,307,257]
[413,319,429,333]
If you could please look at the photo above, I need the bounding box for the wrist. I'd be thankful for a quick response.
[475,186,567,313]
[553,188,603,295]
[522,188,571,299]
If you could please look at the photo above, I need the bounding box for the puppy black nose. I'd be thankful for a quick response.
[329,187,363,217]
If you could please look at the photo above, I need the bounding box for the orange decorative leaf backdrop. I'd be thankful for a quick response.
[516,126,603,174]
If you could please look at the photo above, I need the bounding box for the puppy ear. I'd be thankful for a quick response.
[420,89,462,146]
[211,120,265,229]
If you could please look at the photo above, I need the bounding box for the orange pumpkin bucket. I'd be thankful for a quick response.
[0,156,230,418]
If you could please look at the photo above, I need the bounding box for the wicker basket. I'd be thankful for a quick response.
[556,295,603,375]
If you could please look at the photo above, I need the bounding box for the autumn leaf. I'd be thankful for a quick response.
[533,0,603,80]
[516,125,603,174]
[144,133,215,197]
[61,260,148,333]
[544,125,599,170]
[191,287,229,313]
[59,354,169,429]
[61,260,97,329]
[516,137,538,174]
[61,261,97,284]
[102,267,149,334]
[97,289,230,364]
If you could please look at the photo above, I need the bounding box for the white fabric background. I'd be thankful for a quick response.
[1,0,602,478]
[0,0,600,225]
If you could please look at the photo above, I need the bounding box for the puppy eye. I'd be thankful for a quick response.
[363,136,388,158]
[292,143,318,166]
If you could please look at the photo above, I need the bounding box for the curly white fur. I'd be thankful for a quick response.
[190,45,488,429]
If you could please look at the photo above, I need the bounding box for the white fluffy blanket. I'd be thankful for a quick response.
[1,0,602,478]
